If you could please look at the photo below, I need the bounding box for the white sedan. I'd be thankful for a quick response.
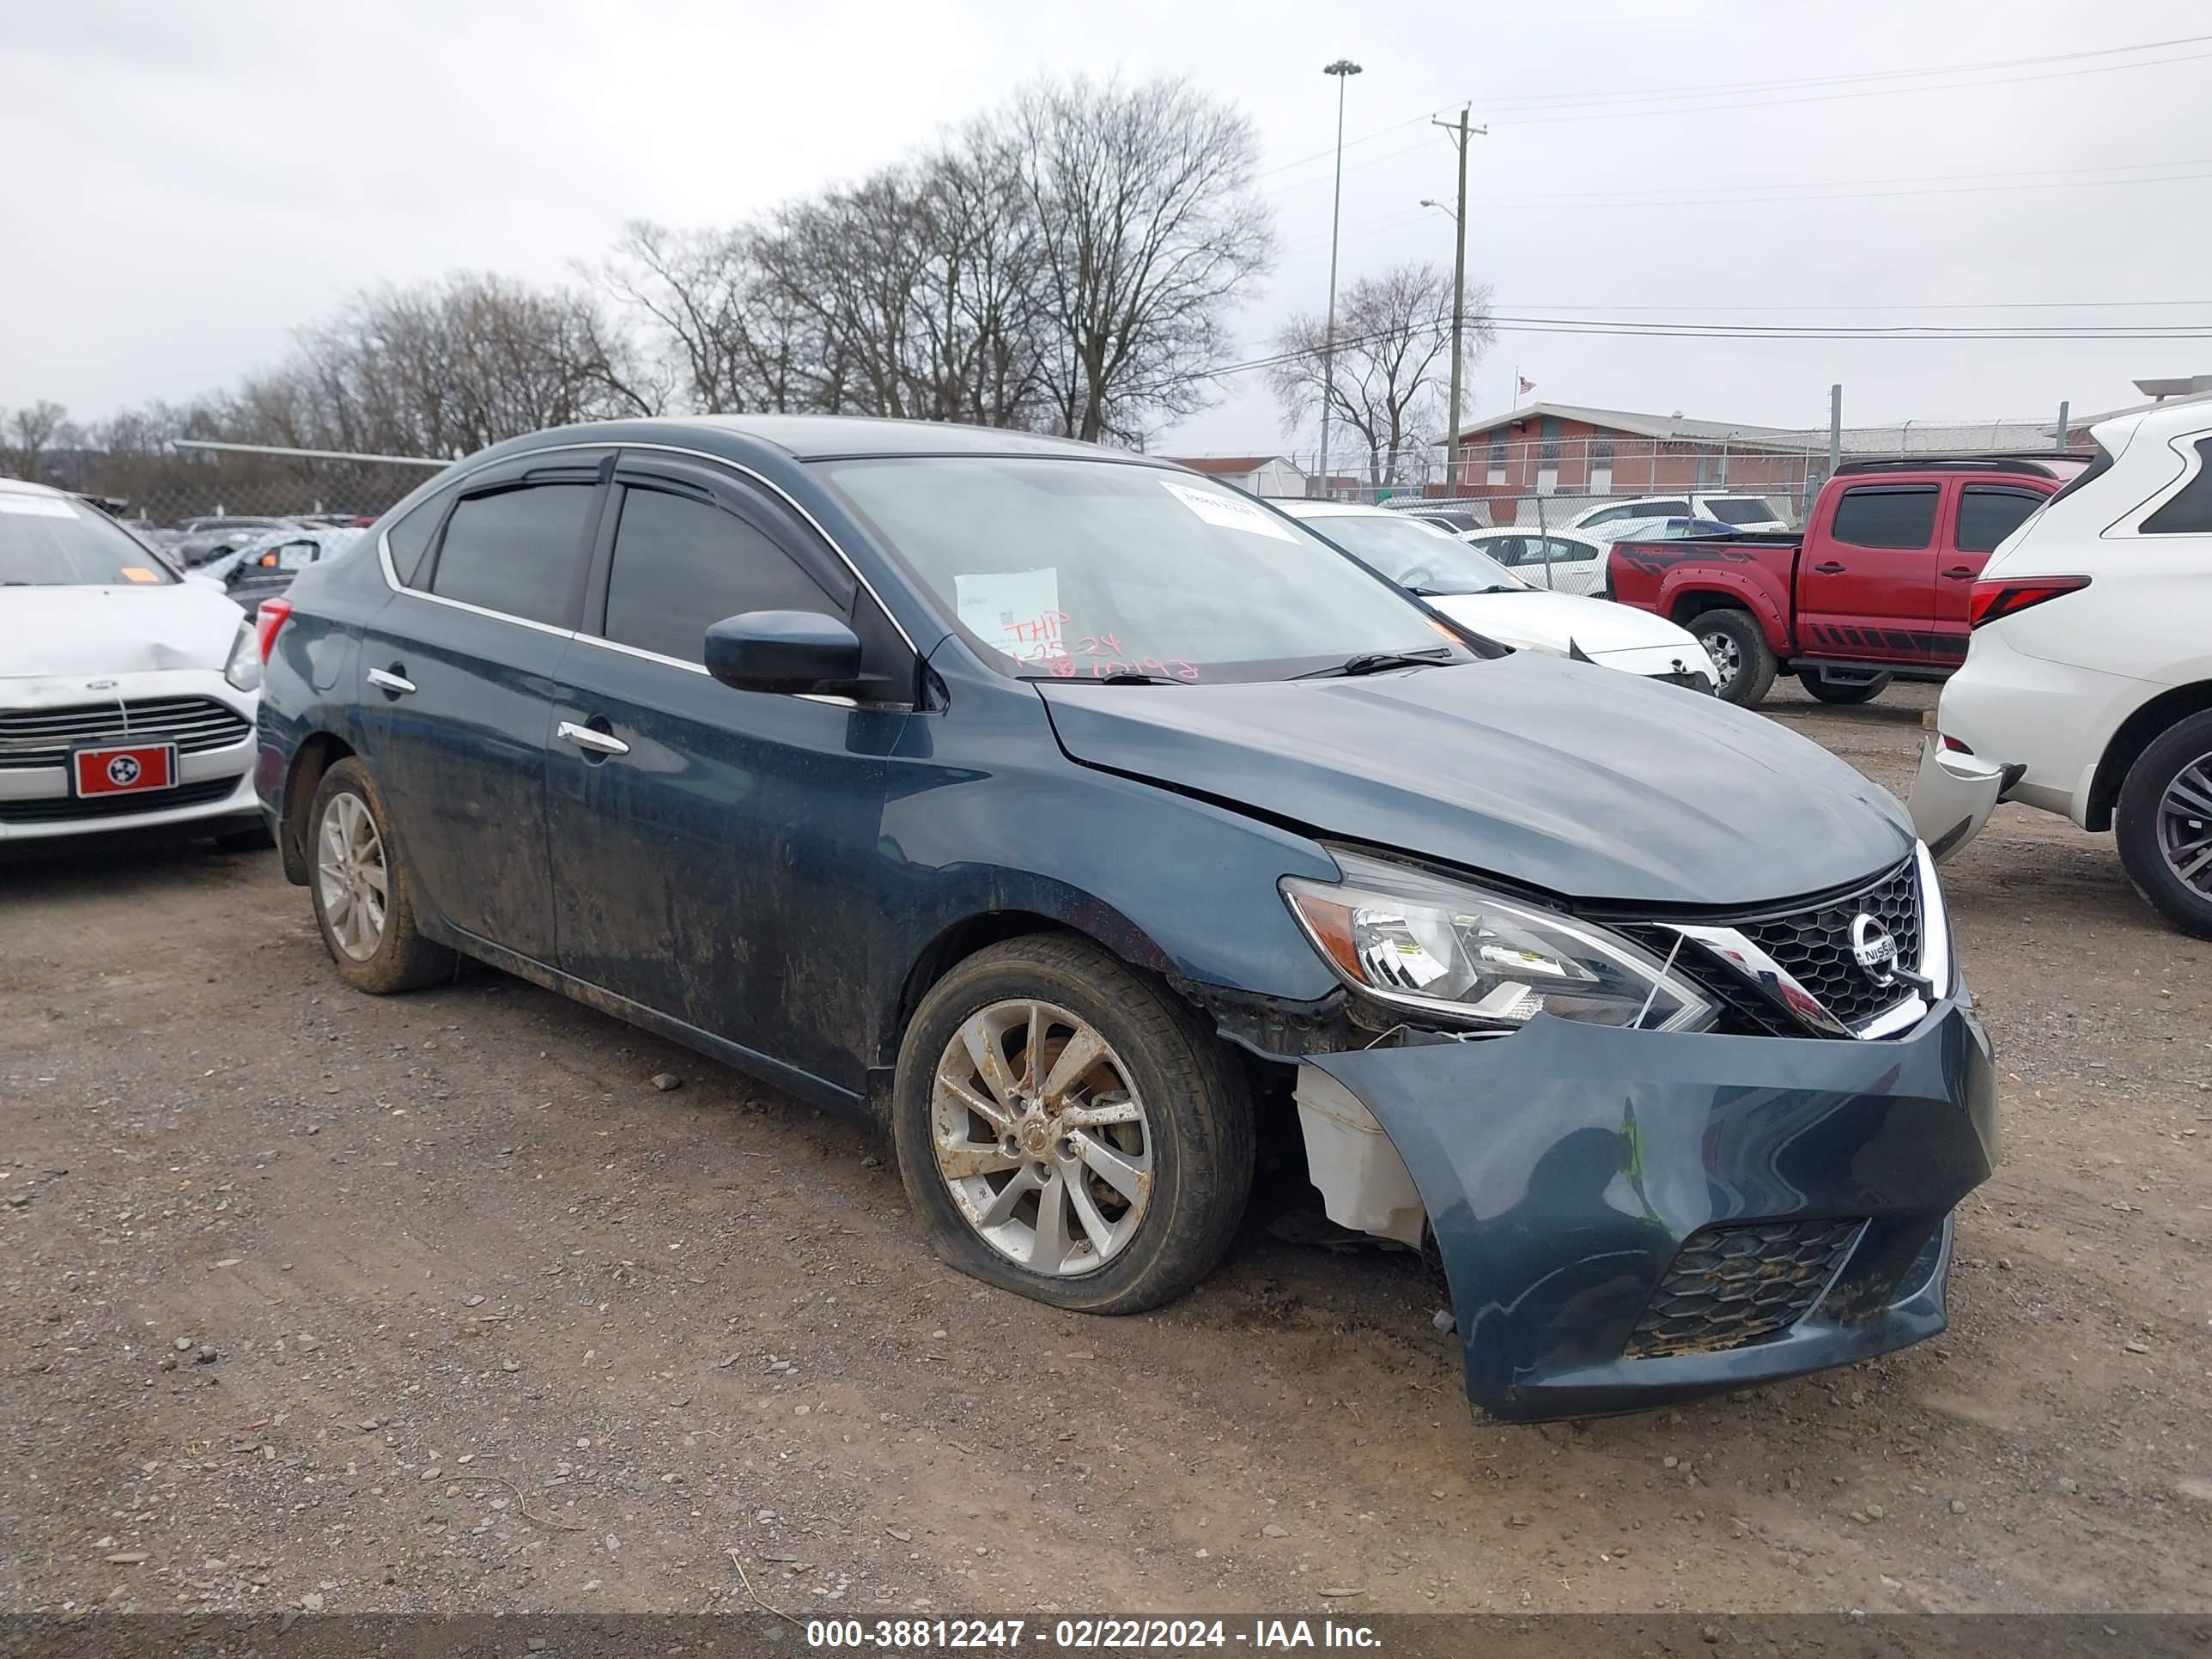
[0,477,268,846]
[1273,501,1719,690]
[1457,526,1609,596]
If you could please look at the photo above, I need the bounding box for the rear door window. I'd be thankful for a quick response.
[428,483,599,627]
[384,495,447,587]
[2142,438,2212,534]
[1955,486,2044,553]
[1540,537,1596,563]
[601,486,840,665]
[1831,484,1938,550]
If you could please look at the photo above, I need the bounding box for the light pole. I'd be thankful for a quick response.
[1317,57,1361,498]
[1425,107,1483,491]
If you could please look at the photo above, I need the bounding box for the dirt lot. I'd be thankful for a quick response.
[3,680,2208,1621]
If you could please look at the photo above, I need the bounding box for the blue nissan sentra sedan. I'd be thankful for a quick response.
[252,416,1996,1422]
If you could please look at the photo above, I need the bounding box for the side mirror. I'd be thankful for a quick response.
[703,610,862,696]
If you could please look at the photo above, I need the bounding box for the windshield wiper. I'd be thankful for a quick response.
[1293,647,1456,680]
[1035,670,1188,686]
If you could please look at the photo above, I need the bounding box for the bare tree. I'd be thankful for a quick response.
[3,399,75,482]
[1006,76,1274,444]
[1267,264,1494,486]
[595,222,821,414]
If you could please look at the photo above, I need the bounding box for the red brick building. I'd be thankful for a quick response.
[1450,402,1814,503]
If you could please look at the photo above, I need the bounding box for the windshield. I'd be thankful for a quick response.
[1,494,179,586]
[817,457,1470,683]
[1300,514,1525,596]
[1703,497,1782,525]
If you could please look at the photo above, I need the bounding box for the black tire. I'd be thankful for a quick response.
[1796,667,1894,705]
[2114,709,2212,939]
[891,933,1255,1315]
[307,757,456,994]
[1690,608,1778,707]
[210,819,275,853]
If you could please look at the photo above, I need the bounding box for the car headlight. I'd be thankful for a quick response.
[222,618,262,693]
[1282,851,1716,1032]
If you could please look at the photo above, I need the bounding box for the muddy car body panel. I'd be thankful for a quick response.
[1310,1003,1995,1419]
[255,415,1996,1419]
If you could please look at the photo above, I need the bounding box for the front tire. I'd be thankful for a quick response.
[891,934,1254,1314]
[307,757,456,993]
[1796,667,1893,705]
[1691,609,1778,707]
[2115,710,2212,939]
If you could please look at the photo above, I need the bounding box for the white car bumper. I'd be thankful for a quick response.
[0,670,260,843]
[1584,640,1718,690]
[1920,627,2144,830]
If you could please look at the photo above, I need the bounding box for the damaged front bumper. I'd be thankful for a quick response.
[1305,999,1996,1421]
[1908,738,2020,863]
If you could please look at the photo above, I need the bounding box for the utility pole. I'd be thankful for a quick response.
[2055,399,2070,454]
[1429,107,1486,492]
[1317,58,1363,498]
[1826,383,1843,477]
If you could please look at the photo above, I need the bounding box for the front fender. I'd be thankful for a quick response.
[871,683,1345,1066]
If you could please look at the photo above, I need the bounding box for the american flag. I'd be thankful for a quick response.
[1518,375,1536,394]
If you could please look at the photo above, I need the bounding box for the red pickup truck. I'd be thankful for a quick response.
[1605,454,2087,706]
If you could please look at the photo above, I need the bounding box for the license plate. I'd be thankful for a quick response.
[72,742,179,798]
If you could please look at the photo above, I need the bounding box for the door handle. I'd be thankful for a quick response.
[1812,561,1846,574]
[1943,566,1976,580]
[557,720,629,757]
[368,666,416,696]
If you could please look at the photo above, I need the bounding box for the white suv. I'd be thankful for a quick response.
[1909,401,2212,935]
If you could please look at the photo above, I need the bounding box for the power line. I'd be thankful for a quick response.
[1271,157,2212,256]
[1123,313,2212,400]
[1253,33,2212,188]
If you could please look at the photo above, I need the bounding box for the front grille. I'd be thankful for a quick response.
[0,776,240,824]
[1672,862,1919,1035]
[1626,1217,1865,1358]
[0,697,253,770]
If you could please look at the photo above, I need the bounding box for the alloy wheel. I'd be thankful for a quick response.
[2157,750,2212,897]
[316,791,389,962]
[1700,629,1741,689]
[929,1000,1153,1277]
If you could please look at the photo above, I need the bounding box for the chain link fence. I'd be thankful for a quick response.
[1248,416,2071,528]
[24,444,447,533]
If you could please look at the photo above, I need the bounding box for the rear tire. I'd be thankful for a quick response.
[307,758,456,993]
[1691,609,1777,707]
[2114,710,2212,939]
[891,933,1254,1315]
[1796,667,1893,705]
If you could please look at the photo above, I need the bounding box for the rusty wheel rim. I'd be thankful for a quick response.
[930,1000,1152,1277]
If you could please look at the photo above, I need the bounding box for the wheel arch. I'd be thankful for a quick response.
[278,732,356,884]
[2087,678,2212,832]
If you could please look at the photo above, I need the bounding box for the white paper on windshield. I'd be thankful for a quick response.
[1158,478,1299,543]
[955,568,1068,662]
[0,495,79,519]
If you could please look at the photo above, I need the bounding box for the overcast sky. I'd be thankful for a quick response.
[4,0,2209,453]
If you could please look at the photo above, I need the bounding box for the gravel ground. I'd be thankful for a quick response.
[3,680,2208,1620]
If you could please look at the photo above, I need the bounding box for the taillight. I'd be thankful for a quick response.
[1968,575,2088,629]
[255,598,293,662]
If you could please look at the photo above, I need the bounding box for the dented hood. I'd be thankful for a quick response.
[1036,650,1911,908]
[0,583,244,679]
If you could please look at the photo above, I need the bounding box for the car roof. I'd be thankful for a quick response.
[0,475,68,500]
[483,414,1152,465]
